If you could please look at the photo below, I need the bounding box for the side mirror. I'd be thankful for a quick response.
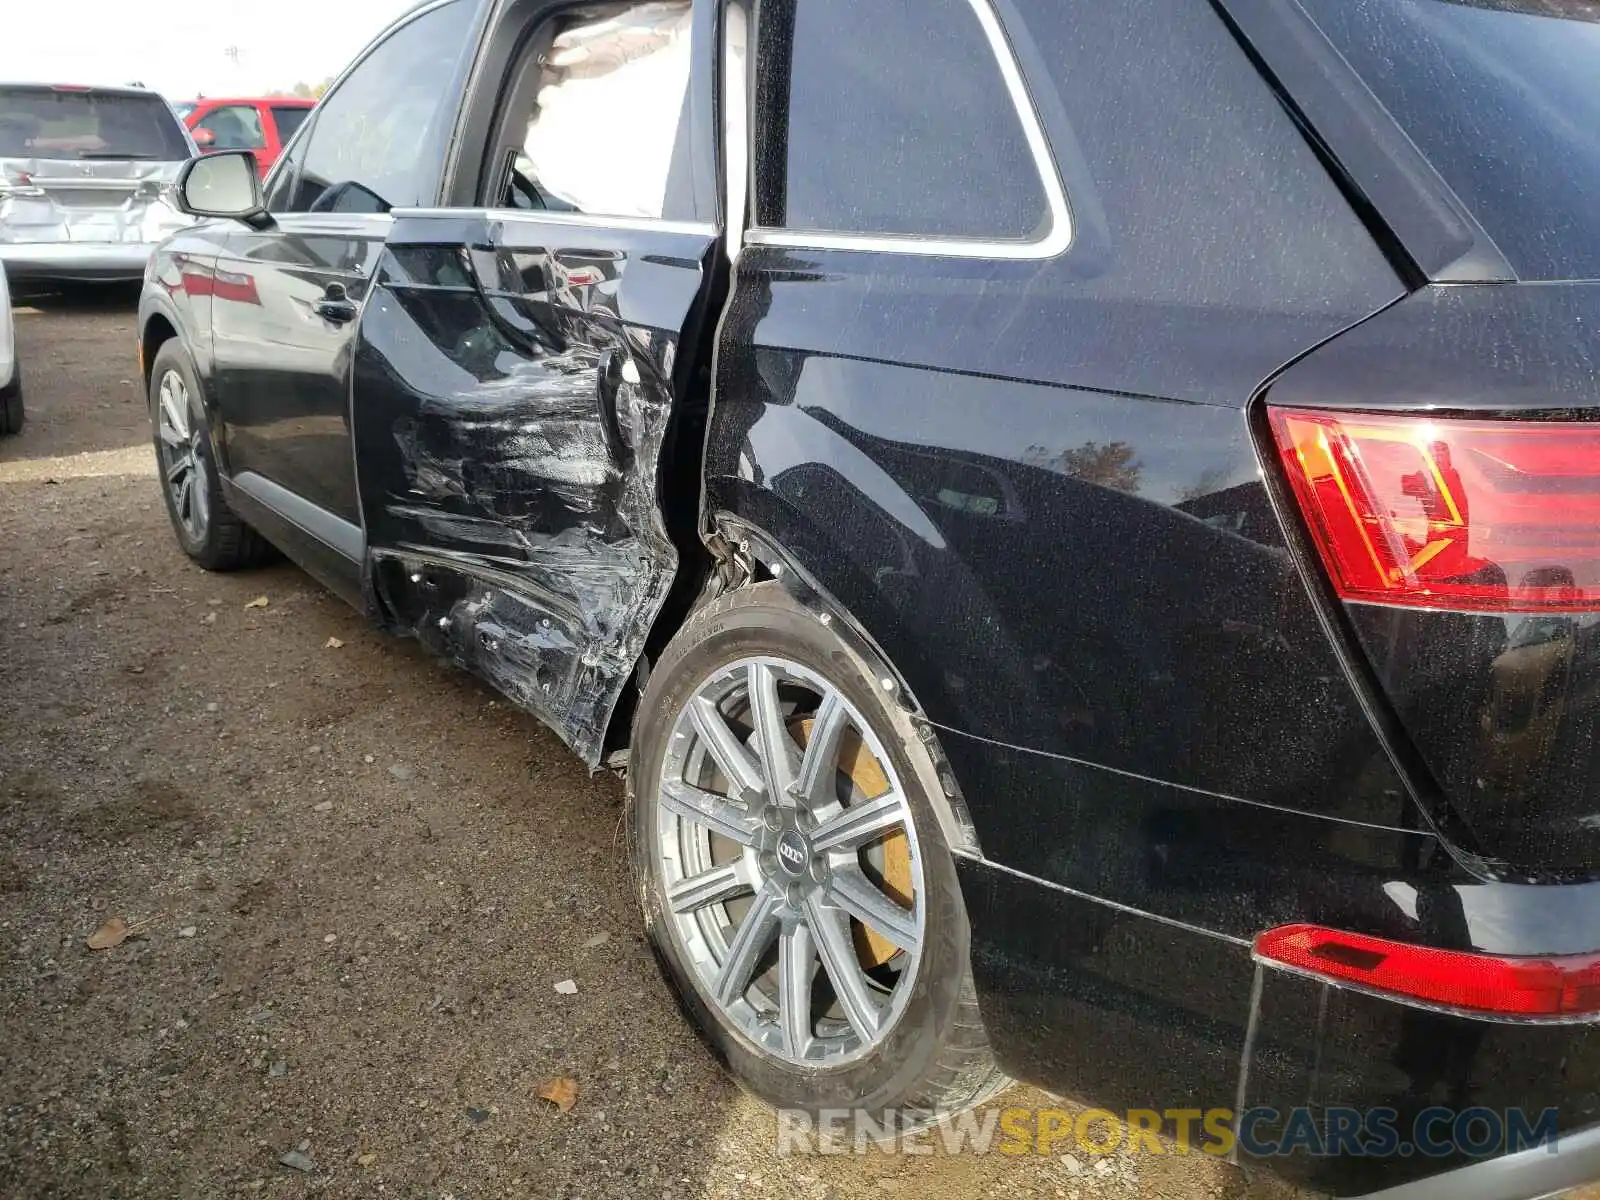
[175,150,272,229]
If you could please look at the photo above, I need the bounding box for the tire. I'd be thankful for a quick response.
[149,340,271,571]
[629,581,1009,1129]
[0,369,22,436]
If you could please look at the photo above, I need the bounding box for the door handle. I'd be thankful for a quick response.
[312,283,358,324]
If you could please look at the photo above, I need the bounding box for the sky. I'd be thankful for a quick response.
[0,0,418,100]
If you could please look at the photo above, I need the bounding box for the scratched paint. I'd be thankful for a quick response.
[354,235,689,767]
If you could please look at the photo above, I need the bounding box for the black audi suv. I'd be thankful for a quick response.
[137,0,1600,1194]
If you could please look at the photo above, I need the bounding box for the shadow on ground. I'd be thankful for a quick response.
[4,284,147,462]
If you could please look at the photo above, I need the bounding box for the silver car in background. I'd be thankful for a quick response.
[0,262,20,434]
[0,84,196,285]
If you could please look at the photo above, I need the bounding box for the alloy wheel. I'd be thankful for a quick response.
[155,369,209,542]
[656,656,925,1067]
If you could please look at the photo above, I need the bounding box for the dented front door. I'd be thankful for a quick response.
[351,212,718,766]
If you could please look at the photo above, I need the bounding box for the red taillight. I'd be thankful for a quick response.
[1254,924,1600,1018]
[1268,407,1600,612]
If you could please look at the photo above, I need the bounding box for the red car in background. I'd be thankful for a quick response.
[175,98,313,177]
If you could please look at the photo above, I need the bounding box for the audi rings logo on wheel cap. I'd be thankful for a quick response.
[776,831,808,874]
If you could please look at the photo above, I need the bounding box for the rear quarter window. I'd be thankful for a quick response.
[753,0,1054,244]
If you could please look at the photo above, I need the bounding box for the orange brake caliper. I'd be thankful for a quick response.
[793,719,913,969]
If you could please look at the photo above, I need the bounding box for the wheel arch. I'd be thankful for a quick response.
[139,310,179,392]
[144,322,237,492]
[622,504,982,858]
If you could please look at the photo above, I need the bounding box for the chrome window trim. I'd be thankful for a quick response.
[745,0,1073,261]
[270,211,396,239]
[723,1,751,264]
[391,206,719,237]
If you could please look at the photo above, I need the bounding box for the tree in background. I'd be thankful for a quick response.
[271,79,333,100]
[1023,441,1143,494]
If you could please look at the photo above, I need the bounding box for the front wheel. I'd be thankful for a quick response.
[149,340,271,571]
[630,582,1008,1127]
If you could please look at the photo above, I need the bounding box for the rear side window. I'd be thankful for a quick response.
[270,0,473,213]
[1297,0,1600,282]
[753,0,1054,244]
[270,106,311,144]
[498,2,696,220]
[0,87,190,161]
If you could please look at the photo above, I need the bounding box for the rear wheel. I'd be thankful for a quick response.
[149,340,271,571]
[630,582,1007,1126]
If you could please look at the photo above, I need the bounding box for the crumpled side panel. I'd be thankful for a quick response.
[353,224,714,767]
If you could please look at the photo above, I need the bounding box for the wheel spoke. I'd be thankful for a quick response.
[715,884,781,1005]
[192,460,210,527]
[793,691,849,807]
[158,377,188,445]
[811,790,906,853]
[175,475,194,524]
[667,861,753,915]
[166,455,190,485]
[748,662,799,802]
[659,778,761,847]
[661,656,924,1067]
[778,922,817,1059]
[827,866,919,954]
[687,695,764,797]
[804,895,883,1043]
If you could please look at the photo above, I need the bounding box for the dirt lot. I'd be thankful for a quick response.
[0,293,1291,1199]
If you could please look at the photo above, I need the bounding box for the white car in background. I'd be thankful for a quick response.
[0,261,20,435]
[0,83,196,286]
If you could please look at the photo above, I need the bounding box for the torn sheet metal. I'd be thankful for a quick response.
[354,221,716,767]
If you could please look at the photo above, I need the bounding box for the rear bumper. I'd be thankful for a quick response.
[1357,1121,1600,1200]
[956,848,1600,1197]
[0,242,155,283]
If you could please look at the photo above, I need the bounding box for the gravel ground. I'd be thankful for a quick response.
[0,291,1308,1199]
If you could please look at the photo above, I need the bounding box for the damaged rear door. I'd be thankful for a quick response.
[351,0,717,767]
